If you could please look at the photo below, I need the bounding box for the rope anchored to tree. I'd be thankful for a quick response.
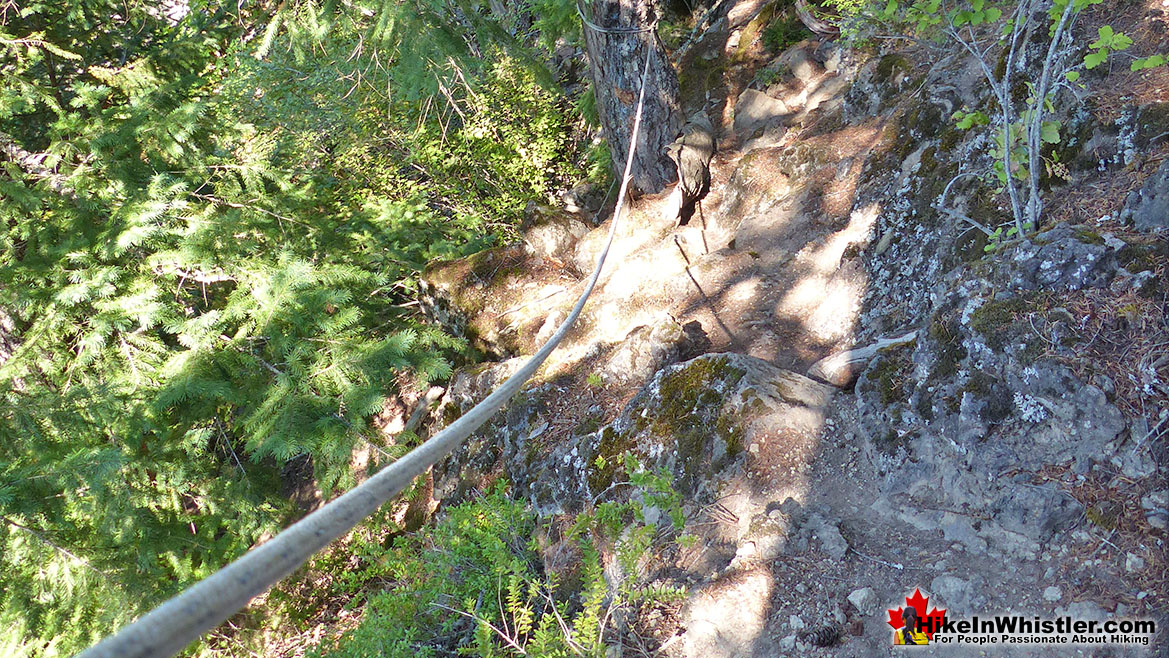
[77,40,655,658]
[575,0,658,33]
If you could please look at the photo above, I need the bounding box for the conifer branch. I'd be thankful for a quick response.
[188,193,314,230]
[0,129,76,198]
[1,514,108,578]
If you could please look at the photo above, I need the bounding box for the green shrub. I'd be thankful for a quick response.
[762,9,812,52]
[316,462,687,658]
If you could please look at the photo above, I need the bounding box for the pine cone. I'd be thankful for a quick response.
[800,623,843,647]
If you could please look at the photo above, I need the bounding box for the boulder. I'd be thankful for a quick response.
[733,89,790,140]
[1120,158,1169,232]
[602,315,709,386]
[522,205,591,260]
[1003,223,1119,291]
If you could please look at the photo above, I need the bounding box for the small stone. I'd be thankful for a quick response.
[1125,553,1146,572]
[735,541,757,560]
[779,634,797,650]
[1121,449,1157,479]
[1043,586,1062,602]
[1065,601,1107,621]
[1147,512,1168,530]
[790,615,806,630]
[1141,490,1168,509]
[848,587,879,616]
[833,605,848,625]
[795,582,808,594]
[931,575,974,613]
[807,514,849,559]
[1122,157,1169,232]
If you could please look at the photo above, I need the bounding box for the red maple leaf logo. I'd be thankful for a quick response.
[887,588,947,640]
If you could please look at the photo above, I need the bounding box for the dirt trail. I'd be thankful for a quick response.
[423,1,1166,654]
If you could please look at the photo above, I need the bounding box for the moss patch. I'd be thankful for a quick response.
[1137,102,1169,143]
[869,344,915,404]
[874,427,916,454]
[734,3,778,62]
[1074,228,1104,245]
[875,53,912,85]
[588,425,637,494]
[969,296,1030,350]
[951,227,991,265]
[962,370,1013,423]
[1117,240,1166,273]
[679,54,728,99]
[928,313,968,380]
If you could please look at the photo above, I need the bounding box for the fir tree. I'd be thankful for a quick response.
[1,1,584,654]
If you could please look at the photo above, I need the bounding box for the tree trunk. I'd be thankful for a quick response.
[583,0,682,194]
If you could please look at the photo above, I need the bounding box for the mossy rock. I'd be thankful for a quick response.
[591,353,831,499]
[1137,102,1169,143]
[875,53,912,85]
[1117,239,1167,273]
[642,355,747,485]
[868,344,915,405]
[969,296,1031,350]
[961,369,1013,424]
[928,311,968,380]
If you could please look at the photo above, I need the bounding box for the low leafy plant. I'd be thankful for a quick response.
[983,221,1034,252]
[316,462,688,658]
[827,0,1166,238]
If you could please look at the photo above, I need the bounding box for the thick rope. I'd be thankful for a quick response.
[575,0,658,33]
[76,43,656,658]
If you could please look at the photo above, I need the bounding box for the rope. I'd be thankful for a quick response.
[76,44,656,658]
[575,0,658,34]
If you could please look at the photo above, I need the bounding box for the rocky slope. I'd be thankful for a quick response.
[404,1,1168,655]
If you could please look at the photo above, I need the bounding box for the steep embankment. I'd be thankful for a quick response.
[397,2,1168,656]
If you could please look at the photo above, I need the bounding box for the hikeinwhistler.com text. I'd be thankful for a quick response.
[922,615,1156,646]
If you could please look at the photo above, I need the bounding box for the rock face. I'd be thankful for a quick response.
[854,232,1129,556]
[733,88,789,139]
[433,353,832,513]
[1121,158,1169,232]
[412,30,1167,658]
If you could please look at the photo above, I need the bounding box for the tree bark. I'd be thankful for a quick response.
[583,0,682,194]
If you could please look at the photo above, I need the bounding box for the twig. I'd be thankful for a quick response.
[848,547,904,570]
[1132,414,1168,455]
[939,171,994,235]
[1,514,108,578]
[430,602,528,655]
[1026,0,1077,229]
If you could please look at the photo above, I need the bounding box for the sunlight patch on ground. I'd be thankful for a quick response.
[680,569,774,658]
[775,203,879,341]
